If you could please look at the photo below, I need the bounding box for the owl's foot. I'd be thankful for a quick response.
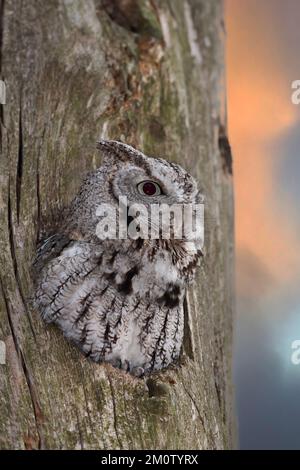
[109,358,145,378]
[130,366,145,378]
[110,358,123,370]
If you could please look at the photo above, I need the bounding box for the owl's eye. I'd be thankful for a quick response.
[137,180,162,196]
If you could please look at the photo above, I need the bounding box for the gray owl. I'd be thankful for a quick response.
[34,140,203,377]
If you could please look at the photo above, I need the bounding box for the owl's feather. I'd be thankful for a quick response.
[33,141,202,376]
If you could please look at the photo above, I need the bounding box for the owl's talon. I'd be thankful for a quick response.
[131,366,145,378]
[110,358,122,369]
[117,359,128,371]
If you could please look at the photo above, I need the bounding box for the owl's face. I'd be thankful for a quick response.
[68,140,203,246]
[98,140,201,207]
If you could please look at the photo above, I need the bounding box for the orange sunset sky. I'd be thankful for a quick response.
[226,0,300,295]
[223,0,300,450]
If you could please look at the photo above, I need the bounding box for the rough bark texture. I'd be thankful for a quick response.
[0,0,234,449]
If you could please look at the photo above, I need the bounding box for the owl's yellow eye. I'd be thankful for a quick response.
[137,181,162,196]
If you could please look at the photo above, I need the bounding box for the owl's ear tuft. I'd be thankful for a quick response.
[96,139,120,165]
[96,139,148,166]
[96,139,132,164]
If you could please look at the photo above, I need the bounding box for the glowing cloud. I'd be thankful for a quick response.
[226,0,300,293]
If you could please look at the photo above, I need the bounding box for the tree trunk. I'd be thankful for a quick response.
[0,0,234,450]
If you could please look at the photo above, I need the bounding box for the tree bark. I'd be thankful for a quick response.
[0,0,234,449]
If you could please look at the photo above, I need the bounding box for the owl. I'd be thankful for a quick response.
[33,140,203,377]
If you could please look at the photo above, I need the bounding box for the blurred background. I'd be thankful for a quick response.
[226,0,300,449]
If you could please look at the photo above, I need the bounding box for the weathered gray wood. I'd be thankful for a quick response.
[0,0,234,449]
